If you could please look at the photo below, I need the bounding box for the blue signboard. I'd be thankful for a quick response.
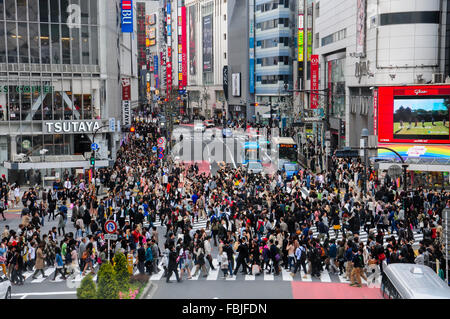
[121,0,133,33]
[154,55,159,89]
[91,143,99,151]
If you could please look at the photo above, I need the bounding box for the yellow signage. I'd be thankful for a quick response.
[298,30,304,62]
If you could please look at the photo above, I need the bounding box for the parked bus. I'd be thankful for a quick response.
[271,137,298,169]
[381,263,450,299]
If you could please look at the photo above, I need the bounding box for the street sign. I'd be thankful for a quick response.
[91,143,99,151]
[109,118,116,132]
[104,234,118,241]
[388,165,402,178]
[335,149,359,158]
[158,152,164,159]
[303,117,322,123]
[152,146,158,153]
[104,220,117,234]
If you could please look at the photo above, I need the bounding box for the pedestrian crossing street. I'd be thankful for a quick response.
[149,215,424,245]
[148,258,382,287]
[17,257,382,287]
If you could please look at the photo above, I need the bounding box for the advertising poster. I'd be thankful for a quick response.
[356,0,366,56]
[202,14,213,73]
[310,55,319,109]
[232,73,241,97]
[189,5,197,76]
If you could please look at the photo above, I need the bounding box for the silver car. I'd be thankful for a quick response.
[246,161,263,174]
[0,275,12,299]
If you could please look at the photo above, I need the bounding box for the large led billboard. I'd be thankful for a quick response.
[377,85,450,144]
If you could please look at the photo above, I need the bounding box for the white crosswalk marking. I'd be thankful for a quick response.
[245,274,256,280]
[319,270,332,283]
[338,273,350,283]
[281,268,293,281]
[206,259,220,281]
[190,266,201,280]
[301,273,313,282]
[149,261,165,281]
[23,271,34,281]
[31,267,55,283]
[264,272,274,281]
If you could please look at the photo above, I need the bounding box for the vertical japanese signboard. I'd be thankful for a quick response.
[166,2,173,95]
[249,0,255,94]
[122,78,131,125]
[121,0,133,33]
[310,55,319,109]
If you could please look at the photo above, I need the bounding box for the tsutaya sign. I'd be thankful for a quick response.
[43,120,103,134]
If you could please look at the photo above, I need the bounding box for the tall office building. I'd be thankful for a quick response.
[0,0,138,184]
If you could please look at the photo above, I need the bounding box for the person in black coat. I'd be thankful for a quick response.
[233,238,250,275]
[166,245,181,283]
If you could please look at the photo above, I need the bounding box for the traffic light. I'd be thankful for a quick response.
[250,103,259,107]
[130,126,136,133]
[90,157,95,166]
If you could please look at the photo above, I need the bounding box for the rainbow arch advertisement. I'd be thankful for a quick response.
[377,143,450,159]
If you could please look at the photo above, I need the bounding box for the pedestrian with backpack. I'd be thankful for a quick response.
[291,241,307,279]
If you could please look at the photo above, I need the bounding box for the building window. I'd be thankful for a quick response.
[379,11,440,26]
[321,28,346,47]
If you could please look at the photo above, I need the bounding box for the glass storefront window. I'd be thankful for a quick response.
[73,94,81,117]
[80,0,89,25]
[81,25,89,64]
[60,0,69,23]
[82,94,91,119]
[18,22,29,63]
[61,24,70,64]
[50,0,59,23]
[5,0,16,20]
[28,0,38,21]
[1,0,98,66]
[0,22,6,63]
[20,87,31,121]
[90,0,97,25]
[0,0,4,20]
[328,58,346,117]
[17,0,27,21]
[6,21,17,63]
[90,26,98,65]
[39,0,49,22]
[40,23,50,63]
[63,91,73,120]
[32,86,43,120]
[8,86,20,121]
[29,23,40,63]
[42,92,52,120]
[32,135,43,156]
[51,23,61,64]
[71,27,80,64]
[53,91,63,120]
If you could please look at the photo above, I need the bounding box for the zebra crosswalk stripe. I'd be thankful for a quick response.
[281,268,293,282]
[31,267,55,283]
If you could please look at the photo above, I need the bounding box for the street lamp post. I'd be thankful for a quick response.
[361,128,369,195]
[91,124,109,189]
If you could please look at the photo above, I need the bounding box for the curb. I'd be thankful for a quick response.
[140,280,155,299]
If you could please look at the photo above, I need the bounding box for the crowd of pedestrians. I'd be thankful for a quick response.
[0,117,448,288]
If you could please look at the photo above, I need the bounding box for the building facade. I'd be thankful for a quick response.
[313,0,450,148]
[312,0,450,185]
[0,0,138,184]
